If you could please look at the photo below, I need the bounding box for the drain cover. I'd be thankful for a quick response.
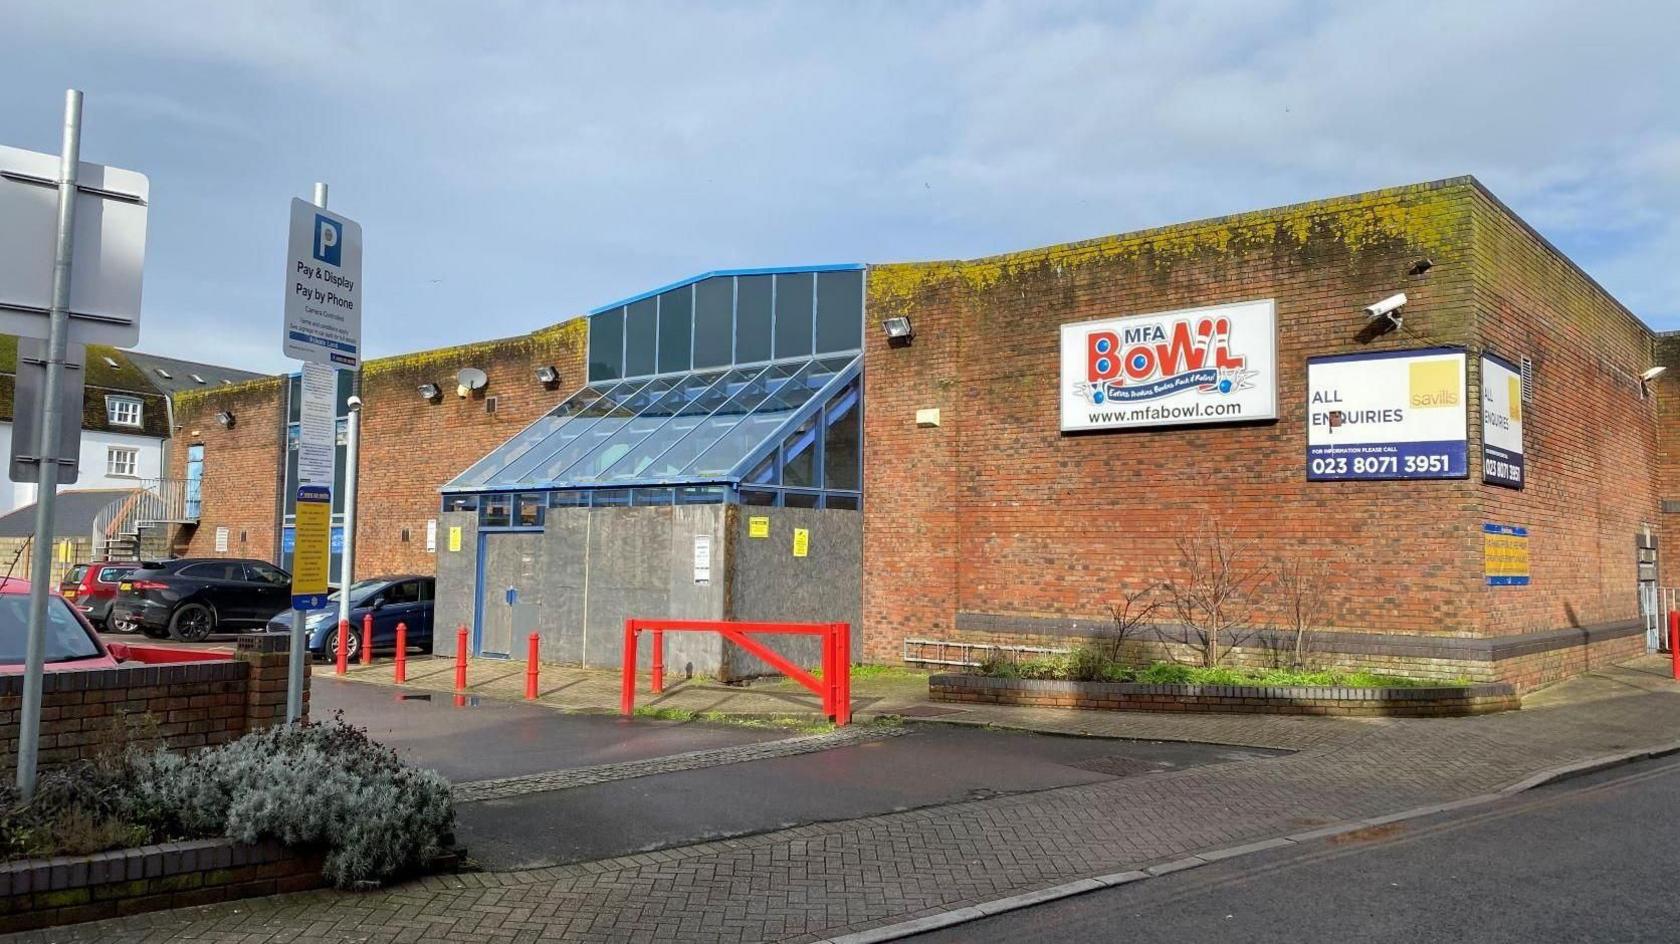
[1068,756,1167,778]
[398,693,433,702]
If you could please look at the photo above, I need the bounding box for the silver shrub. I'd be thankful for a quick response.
[131,718,454,888]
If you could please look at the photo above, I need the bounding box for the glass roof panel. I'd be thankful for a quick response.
[594,362,795,483]
[548,368,736,483]
[446,383,614,488]
[683,356,856,476]
[477,377,658,488]
[522,376,685,485]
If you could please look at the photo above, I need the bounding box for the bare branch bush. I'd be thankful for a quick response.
[1099,583,1160,665]
[1274,554,1333,669]
[1164,520,1268,668]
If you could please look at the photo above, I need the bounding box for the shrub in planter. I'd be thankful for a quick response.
[133,717,454,888]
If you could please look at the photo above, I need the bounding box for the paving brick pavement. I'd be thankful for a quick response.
[11,658,1678,944]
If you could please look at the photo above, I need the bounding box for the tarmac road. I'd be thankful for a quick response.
[909,753,1680,944]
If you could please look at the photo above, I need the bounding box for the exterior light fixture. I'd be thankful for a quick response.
[1641,366,1667,382]
[1408,258,1434,276]
[881,316,914,346]
[536,365,560,387]
[214,411,235,429]
[418,382,441,402]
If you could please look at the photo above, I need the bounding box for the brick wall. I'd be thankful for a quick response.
[168,320,588,576]
[0,635,302,771]
[863,177,1664,684]
[1469,186,1661,634]
[863,179,1483,664]
[170,378,286,561]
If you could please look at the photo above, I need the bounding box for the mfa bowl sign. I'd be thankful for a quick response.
[1059,299,1278,431]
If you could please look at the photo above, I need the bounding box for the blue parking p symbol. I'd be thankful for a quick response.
[313,214,343,266]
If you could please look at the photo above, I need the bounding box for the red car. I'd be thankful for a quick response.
[0,578,120,674]
[59,561,140,631]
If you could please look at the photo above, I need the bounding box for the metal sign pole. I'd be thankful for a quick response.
[284,180,330,726]
[336,402,360,631]
[17,90,82,795]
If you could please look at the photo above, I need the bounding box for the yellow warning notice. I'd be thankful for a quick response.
[749,516,770,539]
[448,526,462,553]
[291,496,331,604]
[793,527,809,558]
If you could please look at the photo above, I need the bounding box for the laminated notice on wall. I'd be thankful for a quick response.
[694,534,712,585]
[448,526,462,553]
[749,516,770,539]
[426,519,438,553]
[1483,523,1530,586]
[215,527,229,553]
[793,528,809,558]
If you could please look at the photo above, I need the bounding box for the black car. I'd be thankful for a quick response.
[109,558,292,642]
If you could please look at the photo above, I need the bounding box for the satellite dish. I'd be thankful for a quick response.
[456,367,488,391]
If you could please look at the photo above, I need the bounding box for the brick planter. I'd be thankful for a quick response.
[0,837,323,933]
[929,674,1520,717]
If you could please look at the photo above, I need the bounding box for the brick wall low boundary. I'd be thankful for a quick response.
[928,674,1521,717]
[0,837,323,933]
[0,634,302,771]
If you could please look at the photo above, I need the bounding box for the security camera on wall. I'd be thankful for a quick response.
[1363,292,1408,328]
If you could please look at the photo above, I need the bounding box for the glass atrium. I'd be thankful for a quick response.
[442,267,864,521]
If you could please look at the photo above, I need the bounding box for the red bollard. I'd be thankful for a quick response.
[1670,611,1679,680]
[454,625,469,692]
[360,612,374,666]
[394,622,407,684]
[334,619,349,676]
[525,633,540,700]
[651,629,664,694]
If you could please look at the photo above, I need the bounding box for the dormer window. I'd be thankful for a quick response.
[106,395,143,427]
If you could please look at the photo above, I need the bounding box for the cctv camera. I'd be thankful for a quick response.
[1363,292,1408,321]
[346,395,363,410]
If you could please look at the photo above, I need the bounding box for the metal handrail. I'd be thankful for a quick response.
[90,477,198,559]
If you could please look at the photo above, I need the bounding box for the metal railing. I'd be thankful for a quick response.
[91,477,198,560]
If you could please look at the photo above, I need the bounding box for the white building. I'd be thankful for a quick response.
[0,341,264,518]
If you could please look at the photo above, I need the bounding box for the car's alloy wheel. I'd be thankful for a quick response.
[327,626,361,663]
[169,603,215,643]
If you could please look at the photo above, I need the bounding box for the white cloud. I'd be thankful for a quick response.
[2,0,1678,375]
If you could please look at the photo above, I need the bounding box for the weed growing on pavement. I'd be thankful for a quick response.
[632,706,833,733]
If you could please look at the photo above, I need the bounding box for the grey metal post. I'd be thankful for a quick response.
[17,90,83,795]
[284,181,330,725]
[335,402,360,632]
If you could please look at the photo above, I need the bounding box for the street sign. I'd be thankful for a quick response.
[291,485,332,610]
[0,145,147,348]
[8,339,83,485]
[296,362,337,489]
[282,198,361,368]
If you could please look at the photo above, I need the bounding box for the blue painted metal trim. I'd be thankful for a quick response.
[588,264,865,315]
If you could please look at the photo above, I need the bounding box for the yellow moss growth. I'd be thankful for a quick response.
[870,178,1474,307]
[362,316,587,379]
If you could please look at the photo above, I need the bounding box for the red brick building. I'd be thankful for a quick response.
[168,177,1678,690]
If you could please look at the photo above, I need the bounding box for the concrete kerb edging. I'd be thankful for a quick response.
[813,738,1680,944]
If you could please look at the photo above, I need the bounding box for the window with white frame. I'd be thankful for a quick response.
[106,396,143,427]
[106,447,139,478]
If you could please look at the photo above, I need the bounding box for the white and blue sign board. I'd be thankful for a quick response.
[282,198,362,369]
[1306,347,1468,481]
[1481,352,1525,489]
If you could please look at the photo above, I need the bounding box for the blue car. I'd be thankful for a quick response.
[267,575,435,662]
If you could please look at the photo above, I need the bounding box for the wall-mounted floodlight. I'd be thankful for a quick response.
[215,411,236,429]
[1408,258,1434,276]
[536,365,560,387]
[1641,366,1667,382]
[881,316,914,346]
[418,382,441,402]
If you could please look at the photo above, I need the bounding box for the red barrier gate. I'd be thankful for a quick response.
[620,619,851,725]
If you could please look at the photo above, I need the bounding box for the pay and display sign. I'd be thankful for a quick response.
[1059,299,1277,431]
[1306,347,1468,481]
[282,198,361,369]
[1481,353,1524,489]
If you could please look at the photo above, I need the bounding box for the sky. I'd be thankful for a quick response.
[3,1,1678,373]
